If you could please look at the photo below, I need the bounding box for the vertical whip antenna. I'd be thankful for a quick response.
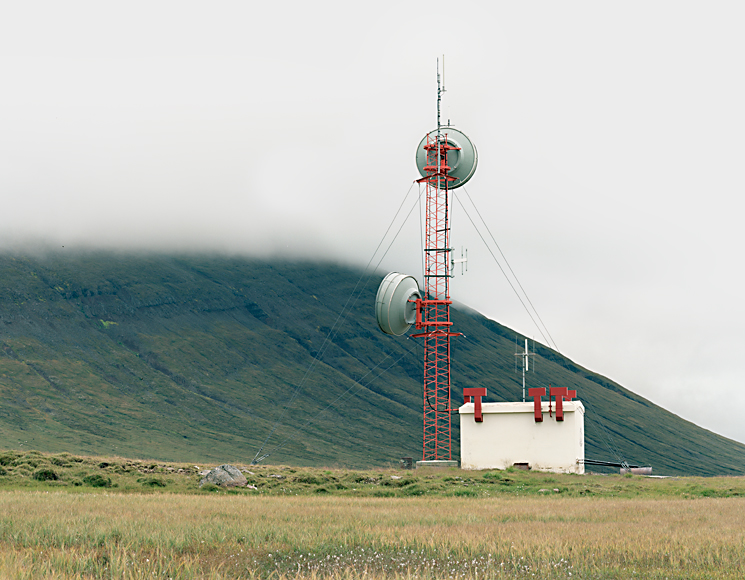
[515,338,536,402]
[442,54,445,92]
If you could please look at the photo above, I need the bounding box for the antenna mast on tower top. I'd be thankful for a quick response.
[436,58,444,193]
[437,57,445,134]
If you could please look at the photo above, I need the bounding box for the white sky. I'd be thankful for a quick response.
[2,2,744,445]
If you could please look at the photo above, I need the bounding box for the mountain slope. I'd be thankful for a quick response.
[0,252,743,475]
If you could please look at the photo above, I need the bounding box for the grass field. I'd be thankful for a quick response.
[1,450,744,579]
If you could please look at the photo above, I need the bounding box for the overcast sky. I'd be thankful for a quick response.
[2,2,745,446]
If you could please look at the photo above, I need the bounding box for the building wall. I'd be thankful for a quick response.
[459,401,585,473]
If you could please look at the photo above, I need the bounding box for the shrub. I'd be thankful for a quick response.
[401,485,426,497]
[293,474,323,485]
[139,477,166,488]
[0,453,19,466]
[33,468,59,481]
[83,474,112,488]
[201,483,220,492]
[384,477,415,488]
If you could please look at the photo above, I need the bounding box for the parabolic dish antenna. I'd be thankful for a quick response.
[375,272,421,336]
[415,126,478,189]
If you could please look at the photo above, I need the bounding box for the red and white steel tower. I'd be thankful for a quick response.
[374,62,477,462]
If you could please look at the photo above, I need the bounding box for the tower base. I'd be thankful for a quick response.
[416,460,459,469]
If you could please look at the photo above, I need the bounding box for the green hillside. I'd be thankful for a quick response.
[0,251,743,476]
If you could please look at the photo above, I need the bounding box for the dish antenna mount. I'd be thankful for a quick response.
[375,273,421,336]
[375,58,478,461]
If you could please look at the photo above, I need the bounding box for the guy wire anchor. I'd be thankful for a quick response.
[451,248,468,276]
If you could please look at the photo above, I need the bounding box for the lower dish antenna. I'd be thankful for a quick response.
[375,272,421,336]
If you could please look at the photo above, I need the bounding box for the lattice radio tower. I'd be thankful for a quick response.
[375,59,477,461]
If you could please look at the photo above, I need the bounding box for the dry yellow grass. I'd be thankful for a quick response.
[0,491,743,579]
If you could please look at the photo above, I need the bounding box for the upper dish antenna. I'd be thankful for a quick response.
[375,272,421,336]
[415,126,478,189]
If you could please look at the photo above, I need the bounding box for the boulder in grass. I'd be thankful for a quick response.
[199,464,247,487]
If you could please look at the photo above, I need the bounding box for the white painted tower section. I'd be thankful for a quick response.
[459,401,585,473]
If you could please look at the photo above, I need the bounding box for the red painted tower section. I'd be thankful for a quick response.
[412,132,461,461]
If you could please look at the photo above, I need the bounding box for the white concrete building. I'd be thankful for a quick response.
[459,397,585,473]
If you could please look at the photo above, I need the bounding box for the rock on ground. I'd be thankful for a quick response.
[199,464,248,487]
